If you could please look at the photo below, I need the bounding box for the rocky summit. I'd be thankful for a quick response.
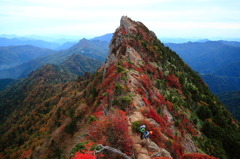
[0,16,239,159]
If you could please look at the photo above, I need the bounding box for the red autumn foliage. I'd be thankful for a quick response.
[165,74,182,90]
[120,27,127,35]
[143,64,155,74]
[93,111,103,118]
[18,150,32,159]
[166,128,174,139]
[157,68,164,79]
[136,87,145,95]
[166,101,173,111]
[142,97,151,106]
[172,141,184,157]
[145,108,166,127]
[152,157,171,159]
[130,29,137,34]
[155,93,165,104]
[72,152,95,159]
[102,72,119,89]
[88,110,133,156]
[181,153,217,159]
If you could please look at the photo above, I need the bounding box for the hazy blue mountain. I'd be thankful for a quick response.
[219,40,240,47]
[90,33,206,43]
[212,61,240,77]
[68,38,108,61]
[91,33,113,42]
[0,34,19,39]
[160,37,203,43]
[0,37,61,50]
[196,39,209,42]
[165,41,240,74]
[56,42,76,50]
[23,35,88,43]
[0,45,55,70]
[0,38,106,79]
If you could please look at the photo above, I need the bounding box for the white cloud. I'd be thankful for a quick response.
[0,0,239,38]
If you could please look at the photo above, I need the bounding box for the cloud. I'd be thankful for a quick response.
[0,0,239,38]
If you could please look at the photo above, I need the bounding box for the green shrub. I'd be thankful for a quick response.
[87,115,97,124]
[132,120,142,133]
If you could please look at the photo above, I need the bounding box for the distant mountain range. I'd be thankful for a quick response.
[56,42,76,50]
[0,37,61,50]
[0,39,106,79]
[165,41,240,74]
[0,45,55,70]
[90,33,113,42]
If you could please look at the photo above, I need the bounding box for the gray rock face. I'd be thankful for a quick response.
[120,16,137,32]
[181,134,197,153]
[147,139,172,158]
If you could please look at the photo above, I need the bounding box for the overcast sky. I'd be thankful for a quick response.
[1,0,240,38]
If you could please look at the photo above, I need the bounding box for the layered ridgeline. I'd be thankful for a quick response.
[0,39,107,79]
[0,45,55,70]
[0,16,239,159]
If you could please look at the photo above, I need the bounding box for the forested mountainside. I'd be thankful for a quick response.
[217,91,240,121]
[0,78,20,91]
[0,16,239,159]
[165,42,240,122]
[0,39,106,79]
[0,45,55,70]
[200,74,240,94]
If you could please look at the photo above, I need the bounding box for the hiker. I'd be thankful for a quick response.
[143,131,152,139]
[139,125,146,140]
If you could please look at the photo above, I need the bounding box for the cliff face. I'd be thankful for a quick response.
[1,16,239,159]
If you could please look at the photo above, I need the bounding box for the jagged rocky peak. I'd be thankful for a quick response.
[104,16,152,77]
[120,16,137,32]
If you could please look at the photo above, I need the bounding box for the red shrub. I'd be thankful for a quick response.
[88,110,133,156]
[145,108,166,127]
[166,128,174,139]
[165,74,182,90]
[142,97,151,106]
[181,153,217,159]
[172,141,184,157]
[166,101,173,111]
[72,152,95,159]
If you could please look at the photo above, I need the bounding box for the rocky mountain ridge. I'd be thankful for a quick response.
[0,16,239,159]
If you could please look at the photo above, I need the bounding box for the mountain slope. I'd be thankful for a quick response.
[0,78,20,91]
[0,45,55,70]
[217,91,240,121]
[0,16,239,159]
[212,61,240,77]
[68,38,109,61]
[200,74,240,93]
[56,42,76,50]
[0,39,105,79]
